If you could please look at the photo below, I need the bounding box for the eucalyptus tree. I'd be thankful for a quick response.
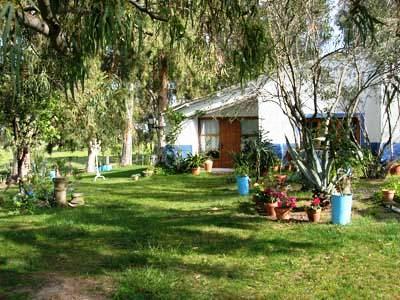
[1,1,275,161]
[55,61,125,172]
[0,46,58,179]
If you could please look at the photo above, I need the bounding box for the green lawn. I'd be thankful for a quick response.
[0,167,399,299]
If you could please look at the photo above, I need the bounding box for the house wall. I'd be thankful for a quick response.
[390,99,400,159]
[257,81,396,160]
[174,117,199,155]
[171,74,400,161]
[257,83,297,160]
[361,85,382,144]
[379,85,400,160]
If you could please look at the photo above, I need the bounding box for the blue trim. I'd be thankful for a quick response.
[370,143,380,155]
[165,144,193,159]
[368,143,400,161]
[272,143,297,162]
[394,143,400,158]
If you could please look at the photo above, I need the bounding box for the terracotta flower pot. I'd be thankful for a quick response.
[307,209,321,223]
[265,202,278,217]
[204,159,213,173]
[274,207,291,220]
[382,189,396,202]
[191,167,201,176]
[390,164,400,176]
[274,174,287,185]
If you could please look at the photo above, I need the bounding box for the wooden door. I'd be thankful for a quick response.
[219,119,241,168]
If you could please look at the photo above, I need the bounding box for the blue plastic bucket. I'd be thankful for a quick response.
[331,194,353,225]
[236,176,249,196]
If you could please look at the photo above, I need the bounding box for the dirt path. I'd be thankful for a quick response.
[9,273,114,300]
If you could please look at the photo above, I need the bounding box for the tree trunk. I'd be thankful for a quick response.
[120,95,134,166]
[11,152,18,177]
[87,142,97,173]
[16,146,30,179]
[156,53,169,159]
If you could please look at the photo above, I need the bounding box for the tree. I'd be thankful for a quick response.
[55,61,124,173]
[0,47,58,179]
[257,0,400,194]
[1,1,275,161]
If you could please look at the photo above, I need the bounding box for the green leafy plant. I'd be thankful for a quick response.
[384,177,399,191]
[234,164,250,177]
[165,108,186,145]
[185,153,206,169]
[232,152,250,176]
[242,132,278,181]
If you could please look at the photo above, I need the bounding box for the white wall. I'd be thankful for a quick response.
[258,82,297,147]
[358,85,382,143]
[175,117,199,153]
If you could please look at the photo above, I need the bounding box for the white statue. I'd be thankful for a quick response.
[91,139,105,181]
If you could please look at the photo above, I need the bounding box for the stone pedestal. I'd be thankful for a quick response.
[69,193,85,207]
[54,177,68,207]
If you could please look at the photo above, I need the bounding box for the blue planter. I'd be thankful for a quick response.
[49,170,56,179]
[99,165,112,172]
[236,176,249,196]
[331,194,353,225]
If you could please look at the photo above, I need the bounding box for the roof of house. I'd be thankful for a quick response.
[173,76,268,118]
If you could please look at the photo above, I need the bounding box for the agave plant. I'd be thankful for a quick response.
[285,135,350,196]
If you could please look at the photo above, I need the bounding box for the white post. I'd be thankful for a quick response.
[93,140,105,181]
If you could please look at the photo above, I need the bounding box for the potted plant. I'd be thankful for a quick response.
[203,154,213,173]
[186,153,206,175]
[389,161,400,176]
[274,174,288,185]
[253,183,266,213]
[382,178,398,202]
[307,197,322,223]
[253,185,279,216]
[274,196,297,220]
[234,164,250,196]
[264,189,283,217]
[331,169,353,225]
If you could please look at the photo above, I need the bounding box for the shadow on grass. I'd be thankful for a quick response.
[353,193,400,222]
[0,172,347,297]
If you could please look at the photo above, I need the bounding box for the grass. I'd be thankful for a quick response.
[0,166,400,299]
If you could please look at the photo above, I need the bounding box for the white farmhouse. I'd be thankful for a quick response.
[169,76,400,168]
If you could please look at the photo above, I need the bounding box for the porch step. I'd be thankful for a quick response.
[210,168,234,175]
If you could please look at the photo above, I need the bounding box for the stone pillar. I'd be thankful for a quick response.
[54,177,68,207]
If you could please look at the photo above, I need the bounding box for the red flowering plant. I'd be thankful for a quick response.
[277,196,297,209]
[307,197,322,212]
[253,184,278,203]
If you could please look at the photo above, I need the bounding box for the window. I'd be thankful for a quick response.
[240,119,258,149]
[200,119,220,158]
[305,117,361,147]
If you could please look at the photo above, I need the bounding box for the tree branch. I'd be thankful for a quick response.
[16,10,49,36]
[127,0,168,22]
